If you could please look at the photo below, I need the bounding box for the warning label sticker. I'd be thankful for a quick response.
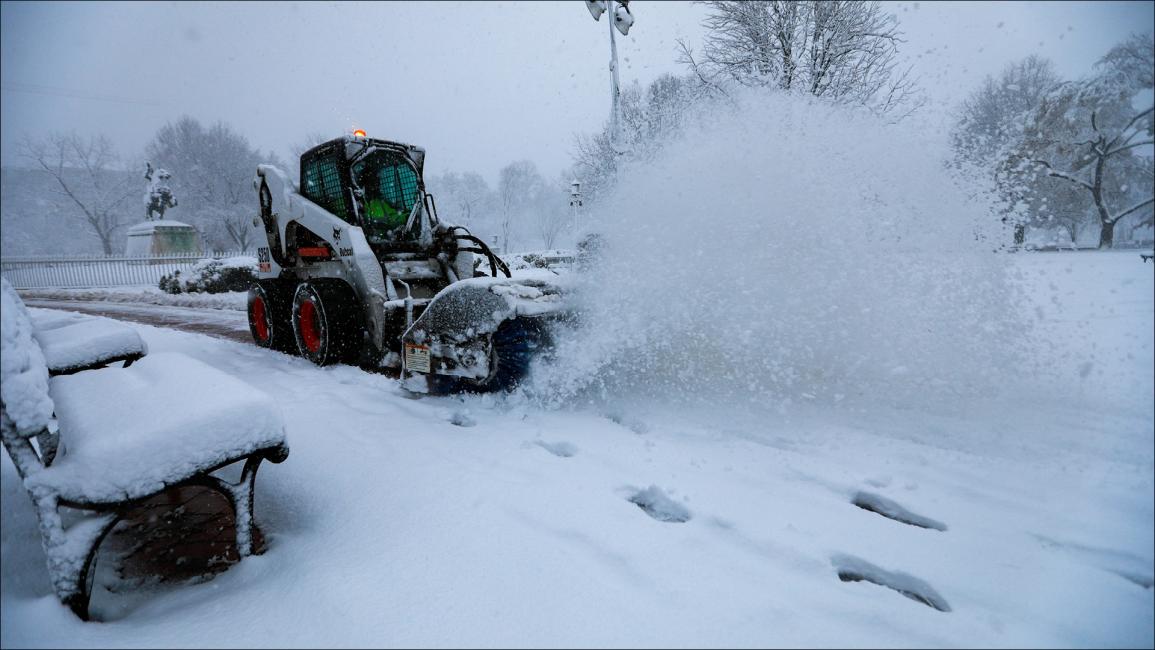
[405,344,431,373]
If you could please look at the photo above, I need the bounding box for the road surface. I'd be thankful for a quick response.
[23,299,251,343]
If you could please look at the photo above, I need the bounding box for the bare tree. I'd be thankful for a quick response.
[426,171,496,228]
[1021,34,1154,248]
[201,206,255,251]
[534,174,576,250]
[536,212,567,249]
[497,160,545,252]
[680,0,921,117]
[19,133,136,254]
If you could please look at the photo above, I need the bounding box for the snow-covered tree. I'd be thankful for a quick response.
[680,0,921,117]
[426,171,498,231]
[1017,34,1154,248]
[573,73,703,206]
[18,133,136,254]
[951,56,1081,244]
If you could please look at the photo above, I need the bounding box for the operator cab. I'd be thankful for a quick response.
[299,134,431,250]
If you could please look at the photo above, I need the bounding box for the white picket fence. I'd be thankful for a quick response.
[0,251,248,289]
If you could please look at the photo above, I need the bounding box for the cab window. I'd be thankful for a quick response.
[352,152,421,236]
[302,154,351,223]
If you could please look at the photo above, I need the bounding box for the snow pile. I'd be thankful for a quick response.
[19,287,247,311]
[0,279,54,436]
[535,89,1026,409]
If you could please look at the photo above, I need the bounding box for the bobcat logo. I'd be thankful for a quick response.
[332,227,342,243]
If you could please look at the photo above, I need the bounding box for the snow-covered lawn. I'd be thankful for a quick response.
[1,250,1151,648]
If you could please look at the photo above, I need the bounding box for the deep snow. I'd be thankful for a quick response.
[1,249,1151,648]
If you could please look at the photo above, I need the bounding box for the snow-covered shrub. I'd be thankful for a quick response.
[533,88,1029,410]
[502,250,576,271]
[160,256,257,294]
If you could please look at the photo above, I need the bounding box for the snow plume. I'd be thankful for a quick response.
[532,89,1028,410]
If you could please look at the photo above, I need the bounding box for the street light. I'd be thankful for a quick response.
[569,178,583,231]
[584,0,634,154]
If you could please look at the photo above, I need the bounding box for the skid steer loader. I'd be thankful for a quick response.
[246,131,568,392]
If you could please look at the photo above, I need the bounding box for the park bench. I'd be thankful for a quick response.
[0,278,289,620]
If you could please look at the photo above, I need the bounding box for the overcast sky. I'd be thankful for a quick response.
[1,1,1152,185]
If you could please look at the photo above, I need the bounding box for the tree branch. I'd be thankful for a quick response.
[1113,196,1155,224]
[1031,159,1094,191]
[1106,105,1154,152]
[1106,139,1154,158]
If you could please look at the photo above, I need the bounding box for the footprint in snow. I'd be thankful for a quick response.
[851,491,947,531]
[449,411,476,427]
[606,412,650,434]
[535,440,577,458]
[832,554,951,612]
[628,485,691,523]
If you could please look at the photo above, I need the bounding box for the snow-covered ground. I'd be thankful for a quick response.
[17,287,246,311]
[1,249,1150,648]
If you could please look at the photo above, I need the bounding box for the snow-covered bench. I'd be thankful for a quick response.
[29,309,147,376]
[0,279,289,620]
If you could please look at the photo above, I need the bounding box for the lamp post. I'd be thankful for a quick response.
[569,178,583,231]
[585,0,634,155]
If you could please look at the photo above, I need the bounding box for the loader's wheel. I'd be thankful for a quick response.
[291,281,363,366]
[469,318,548,393]
[248,282,296,354]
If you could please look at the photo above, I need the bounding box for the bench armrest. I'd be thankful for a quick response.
[48,352,146,377]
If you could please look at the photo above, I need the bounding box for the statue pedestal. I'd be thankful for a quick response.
[125,220,203,257]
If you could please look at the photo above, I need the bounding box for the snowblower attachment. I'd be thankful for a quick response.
[402,270,568,392]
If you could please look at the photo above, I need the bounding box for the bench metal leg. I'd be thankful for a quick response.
[43,510,121,621]
[205,455,265,557]
[19,445,284,621]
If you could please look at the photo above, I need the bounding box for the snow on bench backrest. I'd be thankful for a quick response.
[0,278,54,440]
[32,314,147,374]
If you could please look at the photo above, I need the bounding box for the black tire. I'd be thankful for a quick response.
[248,282,296,354]
[468,318,548,393]
[291,281,363,366]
